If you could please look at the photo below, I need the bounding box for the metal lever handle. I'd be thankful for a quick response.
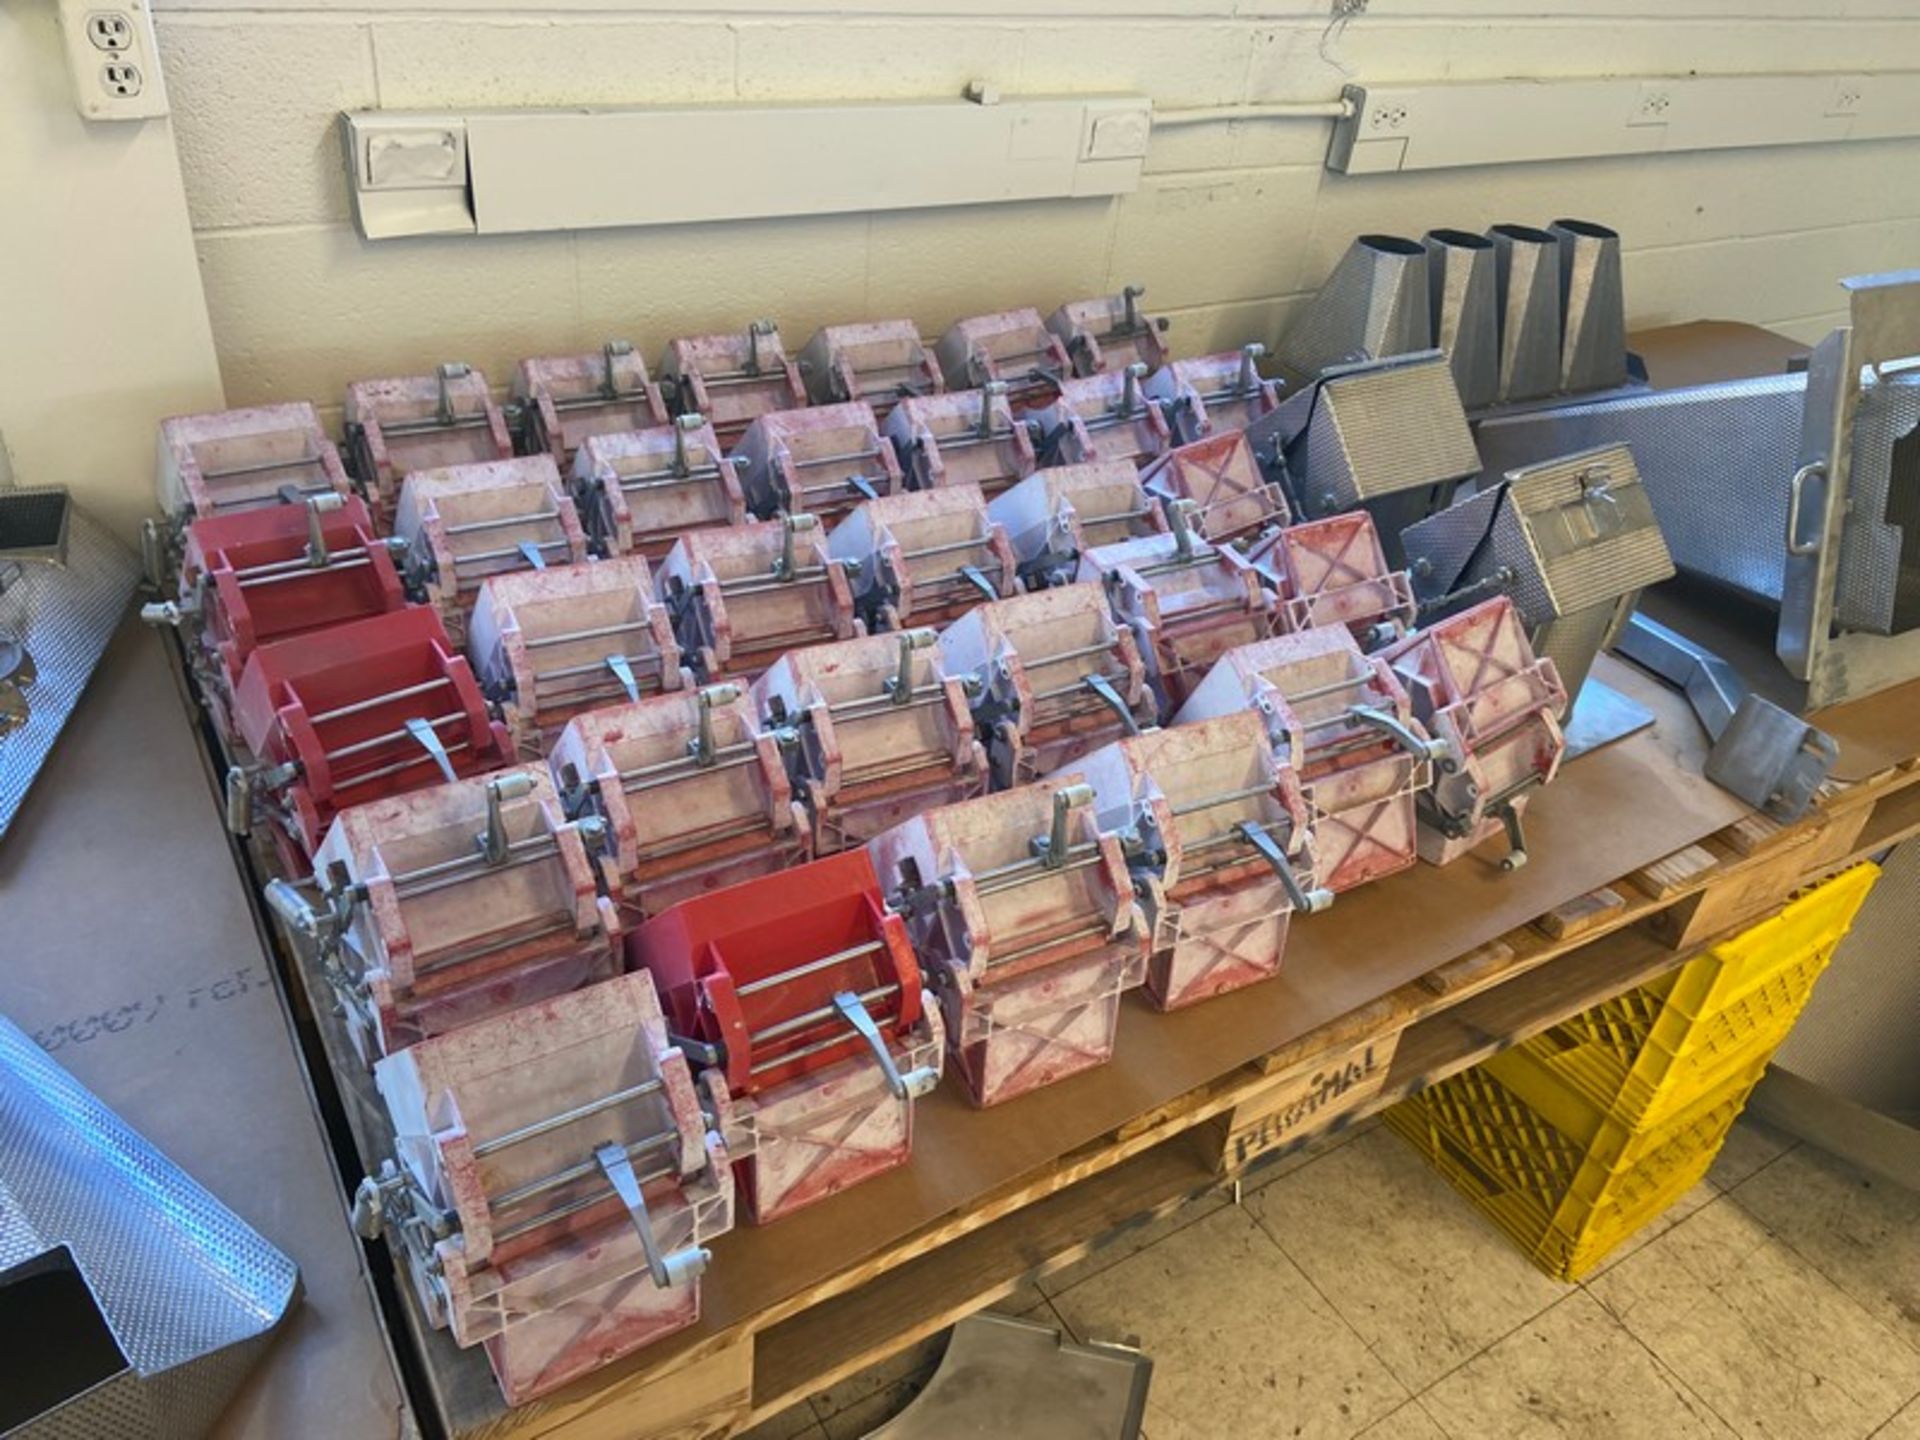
[605,652,641,704]
[832,991,939,1101]
[1083,672,1142,736]
[404,716,459,785]
[224,765,254,835]
[1165,497,1202,561]
[1116,361,1148,417]
[691,682,741,766]
[1042,782,1097,868]
[516,540,549,571]
[959,564,999,602]
[480,771,536,865]
[303,492,345,567]
[264,877,323,940]
[887,629,938,704]
[978,380,1008,438]
[436,362,471,425]
[1494,802,1530,872]
[602,339,636,399]
[747,318,776,374]
[1350,704,1449,767]
[594,1143,710,1290]
[1121,283,1146,333]
[1237,343,1267,395]
[673,413,703,476]
[773,512,820,579]
[1236,820,1334,914]
[140,600,188,627]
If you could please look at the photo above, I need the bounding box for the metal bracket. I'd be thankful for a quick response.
[1083,673,1142,735]
[436,361,470,427]
[404,716,459,785]
[1616,611,1838,821]
[1236,819,1335,913]
[832,990,939,1100]
[1114,361,1147,418]
[594,1142,711,1290]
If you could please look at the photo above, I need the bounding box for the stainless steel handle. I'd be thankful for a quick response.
[1785,461,1827,557]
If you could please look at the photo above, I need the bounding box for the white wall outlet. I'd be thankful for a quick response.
[1629,82,1674,128]
[58,0,168,121]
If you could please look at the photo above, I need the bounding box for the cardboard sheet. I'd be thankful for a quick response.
[0,625,411,1440]
[611,654,1748,1361]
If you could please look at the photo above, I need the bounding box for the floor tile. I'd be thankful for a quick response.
[1421,1290,1734,1439]
[1353,1397,1451,1438]
[1245,1126,1570,1391]
[1707,1114,1799,1192]
[1037,1187,1230,1299]
[987,1277,1053,1317]
[1050,1204,1409,1440]
[1589,1197,1920,1440]
[1730,1145,1920,1353]
[1580,1181,1722,1282]
[808,1330,949,1439]
[736,1403,826,1440]
[1872,1396,1920,1438]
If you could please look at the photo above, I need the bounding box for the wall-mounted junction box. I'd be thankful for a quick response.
[1329,72,1920,174]
[344,93,1153,241]
[56,0,168,121]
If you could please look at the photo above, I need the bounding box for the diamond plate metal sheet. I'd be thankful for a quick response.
[0,503,140,843]
[1277,236,1432,382]
[1475,374,1806,606]
[0,1016,299,1438]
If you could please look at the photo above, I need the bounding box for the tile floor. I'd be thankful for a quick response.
[742,1114,1920,1440]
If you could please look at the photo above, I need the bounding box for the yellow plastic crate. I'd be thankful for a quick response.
[1386,1054,1763,1281]
[1490,863,1879,1132]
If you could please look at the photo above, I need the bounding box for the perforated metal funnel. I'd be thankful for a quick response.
[1425,229,1500,411]
[1551,219,1628,394]
[0,1017,299,1438]
[1489,224,1564,404]
[1277,234,1433,383]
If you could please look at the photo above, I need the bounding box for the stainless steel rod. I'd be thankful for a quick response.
[309,677,453,727]
[735,940,886,998]
[473,1076,665,1159]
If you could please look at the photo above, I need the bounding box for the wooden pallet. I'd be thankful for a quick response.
[179,623,1920,1440]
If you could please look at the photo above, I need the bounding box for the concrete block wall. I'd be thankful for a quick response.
[153,0,1920,430]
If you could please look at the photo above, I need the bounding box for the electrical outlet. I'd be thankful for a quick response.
[58,0,168,120]
[86,12,133,51]
[1367,100,1410,132]
[1629,83,1674,128]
